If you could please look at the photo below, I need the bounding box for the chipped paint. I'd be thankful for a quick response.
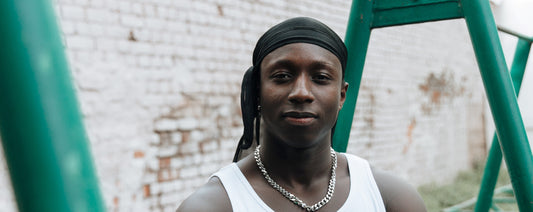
[419,69,465,115]
[403,118,417,154]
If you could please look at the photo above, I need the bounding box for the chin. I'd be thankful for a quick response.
[278,133,325,149]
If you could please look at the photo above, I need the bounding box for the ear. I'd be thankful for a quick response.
[339,82,349,110]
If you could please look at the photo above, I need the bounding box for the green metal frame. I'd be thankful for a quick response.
[474,29,532,212]
[0,0,106,211]
[333,0,533,211]
[445,31,532,212]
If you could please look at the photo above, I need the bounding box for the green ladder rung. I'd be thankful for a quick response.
[497,26,533,42]
[373,0,463,28]
[443,184,518,212]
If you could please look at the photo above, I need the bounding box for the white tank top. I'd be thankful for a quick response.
[211,153,386,211]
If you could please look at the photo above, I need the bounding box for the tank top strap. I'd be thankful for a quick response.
[338,153,386,212]
[211,163,273,212]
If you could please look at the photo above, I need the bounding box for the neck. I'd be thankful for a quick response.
[259,135,334,187]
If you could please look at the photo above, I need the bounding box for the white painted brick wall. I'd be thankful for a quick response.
[0,144,18,212]
[0,0,489,211]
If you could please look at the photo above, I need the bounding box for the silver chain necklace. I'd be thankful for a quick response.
[254,145,337,212]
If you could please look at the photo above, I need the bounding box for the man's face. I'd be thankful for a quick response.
[259,43,347,148]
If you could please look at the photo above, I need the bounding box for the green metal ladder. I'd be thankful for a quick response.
[443,27,533,212]
[332,0,533,211]
[0,0,106,212]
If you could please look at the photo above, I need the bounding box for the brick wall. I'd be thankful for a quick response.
[0,0,486,211]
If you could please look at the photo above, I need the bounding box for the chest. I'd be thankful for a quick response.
[250,174,350,212]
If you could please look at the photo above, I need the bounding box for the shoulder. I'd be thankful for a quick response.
[371,167,427,212]
[176,176,232,212]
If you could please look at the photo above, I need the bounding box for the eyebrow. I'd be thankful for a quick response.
[264,60,293,72]
[266,59,338,72]
[308,61,338,72]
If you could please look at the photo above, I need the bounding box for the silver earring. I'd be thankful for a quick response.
[257,105,261,112]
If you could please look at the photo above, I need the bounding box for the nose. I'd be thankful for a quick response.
[288,75,314,104]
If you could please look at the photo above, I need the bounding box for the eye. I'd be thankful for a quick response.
[313,73,332,84]
[271,72,292,82]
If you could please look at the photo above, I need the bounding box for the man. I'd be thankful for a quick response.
[178,17,426,211]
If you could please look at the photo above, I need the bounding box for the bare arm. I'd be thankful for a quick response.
[176,177,232,212]
[372,168,427,212]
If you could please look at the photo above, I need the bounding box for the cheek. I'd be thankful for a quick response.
[260,85,284,107]
[322,88,342,112]
[324,86,342,100]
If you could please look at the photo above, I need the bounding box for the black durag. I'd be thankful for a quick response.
[233,17,348,162]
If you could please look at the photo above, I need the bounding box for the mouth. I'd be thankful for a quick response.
[282,111,317,125]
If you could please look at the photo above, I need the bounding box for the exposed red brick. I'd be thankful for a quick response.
[199,142,206,154]
[159,132,172,145]
[159,157,171,169]
[157,171,167,182]
[181,131,190,142]
[143,185,150,197]
[168,169,175,179]
[133,151,145,158]
[113,197,119,206]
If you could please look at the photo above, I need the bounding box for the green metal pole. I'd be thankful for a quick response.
[333,0,374,152]
[474,136,503,212]
[462,0,533,211]
[0,1,106,212]
[475,38,532,212]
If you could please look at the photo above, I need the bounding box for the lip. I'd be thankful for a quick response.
[282,111,317,126]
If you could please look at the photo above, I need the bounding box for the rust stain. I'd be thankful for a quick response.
[402,118,417,154]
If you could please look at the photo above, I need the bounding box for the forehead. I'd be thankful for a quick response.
[260,43,342,71]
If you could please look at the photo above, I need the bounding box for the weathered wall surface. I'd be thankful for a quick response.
[0,0,486,211]
[350,22,485,185]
